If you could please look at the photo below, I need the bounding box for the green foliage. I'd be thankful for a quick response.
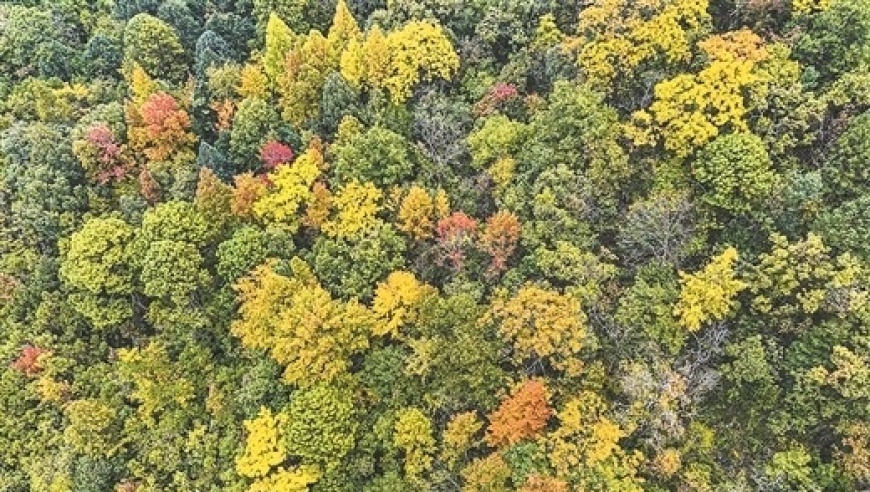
[694,133,776,215]
[283,384,358,470]
[332,125,415,187]
[123,14,188,84]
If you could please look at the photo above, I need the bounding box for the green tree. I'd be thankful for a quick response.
[59,217,135,329]
[123,14,188,84]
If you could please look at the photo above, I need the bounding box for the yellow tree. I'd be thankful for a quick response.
[253,146,322,232]
[236,407,320,492]
[384,21,460,103]
[546,391,642,490]
[397,185,449,240]
[231,259,373,386]
[483,285,588,375]
[278,31,333,126]
[638,29,770,157]
[574,0,710,92]
[371,270,435,338]
[394,408,436,478]
[263,13,295,86]
[327,0,361,64]
[322,181,383,240]
[674,247,747,332]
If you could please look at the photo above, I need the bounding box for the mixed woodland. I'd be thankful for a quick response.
[1,0,870,490]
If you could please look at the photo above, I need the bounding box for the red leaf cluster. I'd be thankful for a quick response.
[12,345,46,376]
[260,140,295,170]
[436,212,478,271]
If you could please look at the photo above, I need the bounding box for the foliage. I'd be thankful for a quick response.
[674,247,747,332]
[485,379,553,448]
[2,1,869,490]
[484,285,588,375]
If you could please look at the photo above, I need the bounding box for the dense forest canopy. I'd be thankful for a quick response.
[0,0,869,490]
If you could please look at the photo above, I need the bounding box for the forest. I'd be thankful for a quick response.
[0,0,868,490]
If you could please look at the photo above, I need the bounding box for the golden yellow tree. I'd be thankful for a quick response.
[638,29,770,157]
[483,285,587,375]
[371,271,435,338]
[322,181,383,239]
[231,259,373,386]
[674,247,747,332]
[253,146,322,232]
[397,186,449,239]
[574,0,710,92]
[384,21,460,103]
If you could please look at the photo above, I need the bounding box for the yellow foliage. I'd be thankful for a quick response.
[644,30,769,156]
[674,247,747,332]
[394,408,436,477]
[232,259,373,385]
[128,63,157,105]
[363,26,392,89]
[279,31,333,126]
[575,0,710,92]
[339,38,366,88]
[397,186,449,239]
[372,271,434,337]
[236,407,288,479]
[793,0,834,15]
[327,0,361,63]
[253,147,322,232]
[548,391,627,475]
[248,467,319,492]
[239,64,270,100]
[264,13,296,85]
[384,21,460,103]
[322,181,383,239]
[484,285,587,375]
[441,411,483,468]
[461,453,511,492]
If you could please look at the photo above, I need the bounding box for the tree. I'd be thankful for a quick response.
[252,146,322,233]
[322,181,384,240]
[397,186,449,240]
[309,224,407,300]
[230,97,286,173]
[823,111,870,201]
[435,212,478,271]
[479,211,521,275]
[231,259,373,386]
[263,13,295,86]
[384,21,460,103]
[277,31,334,127]
[282,384,357,470]
[794,0,870,84]
[485,380,552,448]
[128,92,197,164]
[639,30,770,157]
[372,271,434,338]
[674,247,746,332]
[694,132,775,215]
[746,233,865,332]
[394,408,436,478]
[484,285,588,375]
[123,14,188,84]
[574,0,711,98]
[59,217,135,329]
[332,126,415,187]
[327,0,362,63]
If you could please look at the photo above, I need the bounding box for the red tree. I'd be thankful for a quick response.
[479,211,521,275]
[260,140,295,170]
[436,212,477,271]
[12,345,46,376]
